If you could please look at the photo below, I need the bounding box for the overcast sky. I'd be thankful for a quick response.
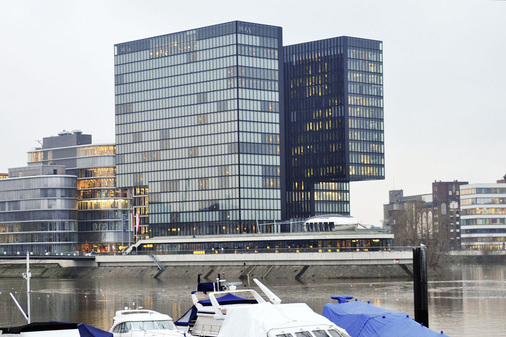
[1,0,505,226]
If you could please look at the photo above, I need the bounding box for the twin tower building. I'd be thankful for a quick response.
[114,21,384,238]
[0,21,384,254]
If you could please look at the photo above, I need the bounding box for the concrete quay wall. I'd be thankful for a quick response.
[0,264,411,280]
[97,250,412,266]
[0,250,413,280]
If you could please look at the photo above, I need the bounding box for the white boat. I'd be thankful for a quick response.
[175,276,277,336]
[110,308,189,337]
[175,276,350,337]
[0,322,111,337]
[218,302,351,337]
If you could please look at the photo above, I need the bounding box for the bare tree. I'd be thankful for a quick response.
[392,200,449,269]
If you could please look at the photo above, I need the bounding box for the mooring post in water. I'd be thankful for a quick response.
[413,245,428,328]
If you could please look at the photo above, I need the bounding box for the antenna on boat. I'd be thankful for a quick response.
[10,252,31,323]
[253,278,281,304]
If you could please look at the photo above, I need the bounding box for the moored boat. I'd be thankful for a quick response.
[110,308,189,337]
[175,276,269,336]
[217,302,351,337]
[176,275,351,337]
[322,297,450,337]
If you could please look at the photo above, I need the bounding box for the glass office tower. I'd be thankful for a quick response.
[114,21,283,236]
[284,37,384,220]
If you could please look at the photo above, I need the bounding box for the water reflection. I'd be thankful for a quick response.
[0,264,504,336]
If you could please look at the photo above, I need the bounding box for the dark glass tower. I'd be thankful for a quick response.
[283,37,384,220]
[114,21,283,237]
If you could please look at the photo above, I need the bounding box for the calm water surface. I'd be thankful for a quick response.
[0,263,504,336]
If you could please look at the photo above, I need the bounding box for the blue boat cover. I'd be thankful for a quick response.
[322,301,450,337]
[175,293,258,326]
[0,322,79,333]
[198,293,258,306]
[175,306,198,327]
[0,322,112,336]
[78,323,113,337]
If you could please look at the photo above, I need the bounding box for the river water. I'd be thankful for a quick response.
[0,263,504,336]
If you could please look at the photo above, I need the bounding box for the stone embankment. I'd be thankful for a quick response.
[0,263,411,280]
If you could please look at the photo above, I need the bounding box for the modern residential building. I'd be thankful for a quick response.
[27,131,131,253]
[0,174,7,179]
[460,178,506,250]
[0,165,78,255]
[114,21,284,237]
[283,37,384,220]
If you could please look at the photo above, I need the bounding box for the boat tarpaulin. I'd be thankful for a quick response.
[0,322,79,333]
[217,302,347,337]
[0,322,112,336]
[174,306,198,327]
[77,323,113,337]
[199,293,259,306]
[322,301,450,337]
[175,293,257,327]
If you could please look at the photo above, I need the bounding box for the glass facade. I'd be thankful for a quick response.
[114,21,283,236]
[283,36,384,219]
[74,145,131,254]
[460,184,506,250]
[133,233,393,255]
[0,173,78,255]
[25,132,131,254]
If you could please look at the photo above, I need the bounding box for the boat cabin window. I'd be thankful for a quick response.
[275,334,292,337]
[112,322,132,333]
[294,332,313,337]
[327,329,348,337]
[312,330,330,337]
[154,320,177,330]
[133,321,155,330]
[130,320,177,331]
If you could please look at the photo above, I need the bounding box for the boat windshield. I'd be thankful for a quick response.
[312,331,329,337]
[327,329,350,337]
[294,332,312,337]
[130,320,177,331]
